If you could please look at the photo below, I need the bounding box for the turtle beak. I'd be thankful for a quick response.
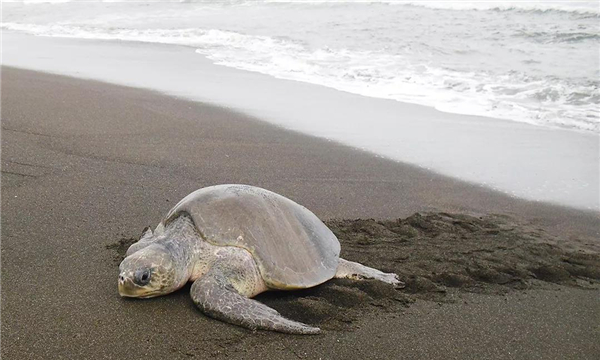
[118,273,140,297]
[118,273,160,298]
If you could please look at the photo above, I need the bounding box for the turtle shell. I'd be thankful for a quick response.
[164,184,340,289]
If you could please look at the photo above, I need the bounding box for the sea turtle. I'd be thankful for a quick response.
[118,184,402,334]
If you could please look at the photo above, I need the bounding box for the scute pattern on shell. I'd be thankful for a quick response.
[164,185,341,289]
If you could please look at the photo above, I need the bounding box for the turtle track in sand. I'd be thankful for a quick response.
[108,212,600,332]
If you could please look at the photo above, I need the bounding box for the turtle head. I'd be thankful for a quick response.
[118,245,182,298]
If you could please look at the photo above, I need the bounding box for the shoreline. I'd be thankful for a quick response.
[4,32,599,210]
[2,68,599,359]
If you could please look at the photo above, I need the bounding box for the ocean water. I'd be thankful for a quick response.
[3,1,599,132]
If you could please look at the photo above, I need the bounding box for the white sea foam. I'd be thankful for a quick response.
[3,18,598,133]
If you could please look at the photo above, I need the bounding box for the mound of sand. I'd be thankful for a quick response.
[108,212,600,332]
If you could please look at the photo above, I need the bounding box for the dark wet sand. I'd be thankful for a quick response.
[2,67,599,359]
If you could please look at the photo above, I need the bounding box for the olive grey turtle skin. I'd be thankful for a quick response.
[118,184,402,334]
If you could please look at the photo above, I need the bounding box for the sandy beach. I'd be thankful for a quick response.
[1,68,599,359]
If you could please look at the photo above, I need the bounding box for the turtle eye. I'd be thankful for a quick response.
[134,269,152,286]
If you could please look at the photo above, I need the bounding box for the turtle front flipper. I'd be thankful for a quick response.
[191,266,320,335]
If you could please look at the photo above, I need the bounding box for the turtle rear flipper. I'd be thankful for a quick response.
[335,258,404,288]
[191,266,320,335]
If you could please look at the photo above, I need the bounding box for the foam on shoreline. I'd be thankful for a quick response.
[3,1,599,133]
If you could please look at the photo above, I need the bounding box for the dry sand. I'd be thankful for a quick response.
[2,67,599,359]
